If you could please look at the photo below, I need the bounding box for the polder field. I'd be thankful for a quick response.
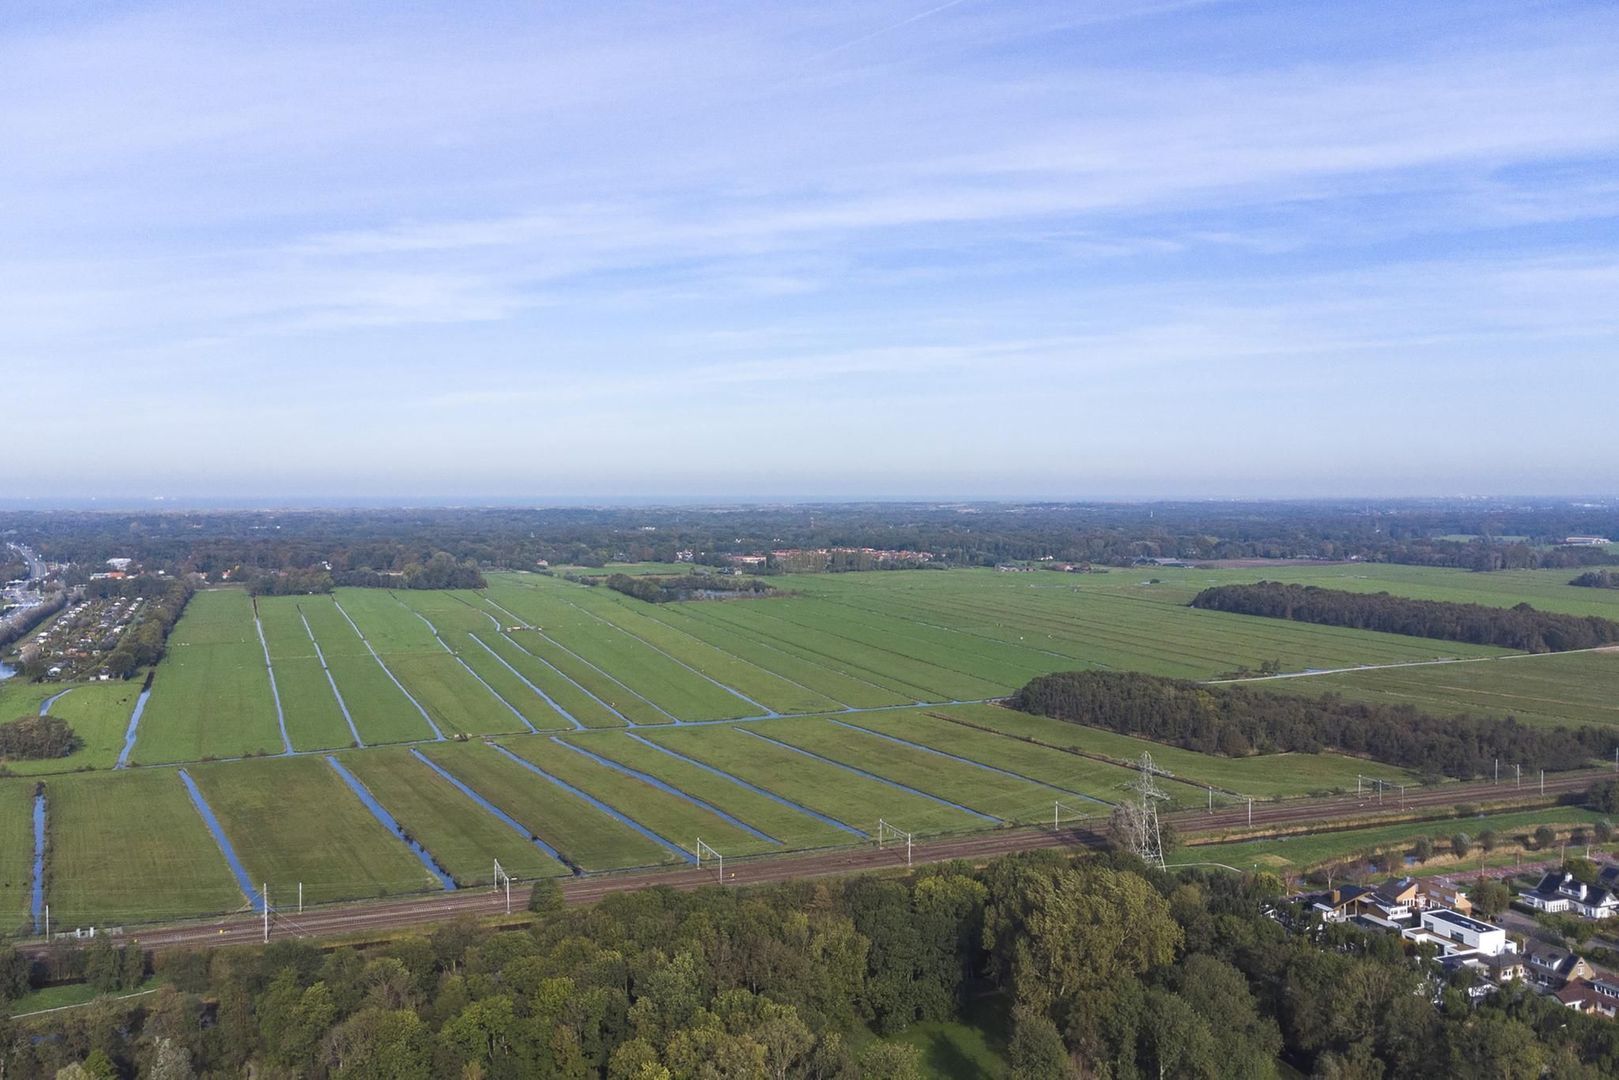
[4,559,1619,931]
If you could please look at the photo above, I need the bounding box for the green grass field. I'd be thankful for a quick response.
[295,595,438,743]
[134,590,284,763]
[1201,806,1613,874]
[741,716,1072,824]
[498,734,776,855]
[419,741,678,871]
[1271,649,1619,731]
[933,703,1424,798]
[334,589,532,737]
[13,560,1619,926]
[45,769,245,926]
[336,747,569,883]
[557,730,856,849]
[828,708,1143,806]
[0,779,35,936]
[188,756,442,905]
[640,725,990,837]
[0,681,142,775]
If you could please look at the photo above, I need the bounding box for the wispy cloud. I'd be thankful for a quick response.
[2,0,1616,495]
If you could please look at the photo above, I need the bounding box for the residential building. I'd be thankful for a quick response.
[1521,872,1619,919]
[1401,909,1511,958]
[1524,944,1594,989]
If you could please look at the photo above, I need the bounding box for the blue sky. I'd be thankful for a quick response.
[4,0,1617,499]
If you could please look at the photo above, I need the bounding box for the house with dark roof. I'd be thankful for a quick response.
[1524,944,1594,989]
[1521,872,1619,919]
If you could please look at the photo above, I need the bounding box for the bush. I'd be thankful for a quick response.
[0,714,81,760]
[528,878,564,915]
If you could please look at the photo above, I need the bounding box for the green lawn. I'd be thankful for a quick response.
[188,756,441,905]
[1274,649,1619,731]
[832,709,1140,806]
[45,769,245,926]
[884,995,1010,1079]
[0,681,143,775]
[934,703,1425,797]
[418,741,677,871]
[559,730,855,850]
[640,725,988,837]
[1199,806,1614,873]
[134,589,283,763]
[498,735,775,855]
[336,747,569,883]
[6,979,160,1018]
[0,779,36,936]
[742,717,1070,824]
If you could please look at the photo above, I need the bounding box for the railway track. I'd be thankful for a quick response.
[19,768,1609,959]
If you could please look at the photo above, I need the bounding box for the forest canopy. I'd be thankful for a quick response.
[1190,581,1619,653]
[1009,670,1617,779]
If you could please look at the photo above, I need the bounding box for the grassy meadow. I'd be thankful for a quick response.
[4,558,1617,928]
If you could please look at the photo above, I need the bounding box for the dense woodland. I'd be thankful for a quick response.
[1572,570,1619,589]
[603,574,782,604]
[1192,581,1619,653]
[5,500,1617,582]
[1010,670,1617,779]
[5,853,1619,1078]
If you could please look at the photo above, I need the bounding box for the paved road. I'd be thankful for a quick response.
[19,766,1606,958]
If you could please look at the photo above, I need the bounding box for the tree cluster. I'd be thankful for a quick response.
[603,574,782,604]
[11,850,1619,1078]
[242,567,335,596]
[1571,570,1619,589]
[1191,581,1619,652]
[1009,670,1618,779]
[0,714,81,760]
[100,577,193,680]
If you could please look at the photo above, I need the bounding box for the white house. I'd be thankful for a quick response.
[1401,909,1512,958]
[1521,872,1619,919]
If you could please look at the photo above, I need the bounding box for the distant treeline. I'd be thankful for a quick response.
[12,501,1619,582]
[242,552,484,595]
[1009,670,1618,779]
[604,573,782,603]
[1191,581,1619,653]
[1571,570,1619,589]
[0,591,66,652]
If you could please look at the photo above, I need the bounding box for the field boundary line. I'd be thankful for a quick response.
[467,634,583,730]
[550,736,780,845]
[10,987,159,1020]
[388,593,537,733]
[480,595,677,723]
[409,749,579,873]
[736,727,1002,824]
[330,596,445,741]
[826,716,1111,805]
[624,732,869,838]
[925,710,1246,799]
[640,604,855,710]
[556,594,776,717]
[325,756,456,891]
[251,598,294,755]
[489,743,698,865]
[176,769,260,912]
[299,608,366,748]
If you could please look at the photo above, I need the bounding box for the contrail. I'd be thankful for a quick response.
[811,0,978,60]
